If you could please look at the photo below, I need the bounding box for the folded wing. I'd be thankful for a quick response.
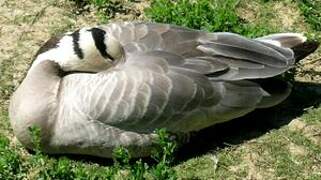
[60,22,315,133]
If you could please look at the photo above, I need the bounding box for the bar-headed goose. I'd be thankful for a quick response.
[9,22,319,158]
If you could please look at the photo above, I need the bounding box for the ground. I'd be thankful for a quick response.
[0,0,321,179]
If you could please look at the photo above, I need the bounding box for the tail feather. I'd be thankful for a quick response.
[256,33,319,62]
[256,33,307,48]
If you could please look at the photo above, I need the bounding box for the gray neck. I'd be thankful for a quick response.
[9,60,62,149]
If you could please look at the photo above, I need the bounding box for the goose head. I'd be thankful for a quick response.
[32,27,125,73]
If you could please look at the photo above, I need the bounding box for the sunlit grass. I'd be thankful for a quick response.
[0,0,320,179]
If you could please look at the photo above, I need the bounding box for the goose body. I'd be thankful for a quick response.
[9,22,319,157]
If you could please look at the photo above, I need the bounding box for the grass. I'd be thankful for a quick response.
[0,136,25,180]
[145,0,279,37]
[0,0,320,179]
[0,127,178,179]
[70,0,142,22]
[298,0,321,31]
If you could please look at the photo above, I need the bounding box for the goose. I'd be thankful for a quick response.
[9,22,319,158]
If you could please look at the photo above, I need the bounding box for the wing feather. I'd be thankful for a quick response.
[101,22,295,81]
[58,22,299,133]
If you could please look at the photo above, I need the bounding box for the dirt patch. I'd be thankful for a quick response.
[237,1,260,23]
[287,143,307,156]
[304,125,321,146]
[113,0,150,21]
[297,51,321,83]
[272,2,307,31]
[237,1,308,32]
[288,118,307,132]
[243,153,264,180]
[289,118,321,146]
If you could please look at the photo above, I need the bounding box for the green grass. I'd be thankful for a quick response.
[302,105,321,124]
[0,128,178,179]
[0,136,26,180]
[298,0,321,31]
[1,0,321,179]
[145,0,277,37]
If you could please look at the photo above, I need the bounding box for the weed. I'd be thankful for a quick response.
[113,146,131,168]
[130,159,148,180]
[0,135,26,180]
[38,158,76,180]
[111,146,149,179]
[28,125,42,153]
[110,129,178,179]
[150,129,177,180]
[152,129,177,165]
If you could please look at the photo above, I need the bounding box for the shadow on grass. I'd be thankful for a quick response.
[176,81,321,162]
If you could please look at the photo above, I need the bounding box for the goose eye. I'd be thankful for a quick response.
[88,28,115,61]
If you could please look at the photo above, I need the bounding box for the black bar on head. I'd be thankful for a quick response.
[71,29,84,59]
[88,28,115,61]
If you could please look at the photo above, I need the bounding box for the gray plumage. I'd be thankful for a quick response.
[9,22,319,157]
